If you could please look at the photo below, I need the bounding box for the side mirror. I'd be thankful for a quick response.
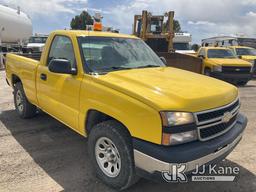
[160,56,167,65]
[48,59,77,75]
[198,55,205,59]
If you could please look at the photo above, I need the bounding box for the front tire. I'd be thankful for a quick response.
[14,82,37,118]
[88,120,138,190]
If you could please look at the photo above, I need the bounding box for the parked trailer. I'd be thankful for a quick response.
[173,33,195,54]
[0,4,32,68]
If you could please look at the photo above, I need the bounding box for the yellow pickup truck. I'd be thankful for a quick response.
[228,46,256,77]
[6,30,247,189]
[197,47,253,85]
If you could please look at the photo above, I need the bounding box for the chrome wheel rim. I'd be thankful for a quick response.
[16,90,24,112]
[95,137,121,177]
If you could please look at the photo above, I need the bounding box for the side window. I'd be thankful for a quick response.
[47,36,76,68]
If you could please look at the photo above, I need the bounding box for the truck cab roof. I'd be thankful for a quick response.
[52,30,139,39]
[201,46,231,50]
[228,45,254,49]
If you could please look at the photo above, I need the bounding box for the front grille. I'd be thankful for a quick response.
[199,114,237,139]
[222,66,251,74]
[197,99,239,122]
[195,98,240,141]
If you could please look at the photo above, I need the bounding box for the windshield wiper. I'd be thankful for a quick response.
[135,65,160,69]
[111,66,133,70]
[94,65,160,74]
[99,66,133,72]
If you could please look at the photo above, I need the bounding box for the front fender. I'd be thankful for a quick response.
[78,76,163,144]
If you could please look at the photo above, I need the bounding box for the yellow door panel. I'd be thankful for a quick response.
[36,35,82,129]
[36,65,81,129]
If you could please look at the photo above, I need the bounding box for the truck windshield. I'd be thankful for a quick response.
[78,36,165,73]
[208,49,236,59]
[29,37,48,44]
[173,43,190,50]
[235,48,256,56]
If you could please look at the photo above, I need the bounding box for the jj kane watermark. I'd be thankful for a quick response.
[162,163,240,182]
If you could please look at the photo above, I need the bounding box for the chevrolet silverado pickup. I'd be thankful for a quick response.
[228,46,256,77]
[5,30,247,190]
[197,47,253,85]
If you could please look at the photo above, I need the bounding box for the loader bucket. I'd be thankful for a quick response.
[157,52,203,74]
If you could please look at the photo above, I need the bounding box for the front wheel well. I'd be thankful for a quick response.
[11,74,21,87]
[85,110,131,137]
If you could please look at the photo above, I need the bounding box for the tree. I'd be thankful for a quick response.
[192,44,200,52]
[163,19,182,33]
[70,11,93,30]
[173,20,181,33]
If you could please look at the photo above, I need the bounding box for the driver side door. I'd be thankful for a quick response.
[36,35,81,130]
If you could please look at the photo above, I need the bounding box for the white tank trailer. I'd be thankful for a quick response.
[0,4,32,68]
[0,4,32,43]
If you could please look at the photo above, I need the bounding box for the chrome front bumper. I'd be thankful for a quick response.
[134,133,243,174]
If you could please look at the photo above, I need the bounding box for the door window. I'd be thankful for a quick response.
[47,36,76,68]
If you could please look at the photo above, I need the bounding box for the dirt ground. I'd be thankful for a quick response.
[0,70,255,192]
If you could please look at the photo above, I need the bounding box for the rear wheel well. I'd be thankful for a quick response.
[85,110,131,137]
[12,74,21,87]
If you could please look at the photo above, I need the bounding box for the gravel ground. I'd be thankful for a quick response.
[0,70,255,192]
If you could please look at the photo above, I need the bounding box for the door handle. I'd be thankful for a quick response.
[40,73,47,81]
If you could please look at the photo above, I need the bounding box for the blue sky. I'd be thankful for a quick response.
[1,0,256,43]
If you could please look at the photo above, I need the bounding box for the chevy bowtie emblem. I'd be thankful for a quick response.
[222,112,232,123]
[235,68,240,71]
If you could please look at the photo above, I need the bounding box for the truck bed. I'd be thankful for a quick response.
[5,53,40,105]
[16,52,41,61]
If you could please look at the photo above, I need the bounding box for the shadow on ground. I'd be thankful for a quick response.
[0,109,255,192]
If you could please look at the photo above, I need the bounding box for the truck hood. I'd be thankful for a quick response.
[95,67,238,112]
[241,55,256,60]
[208,58,252,66]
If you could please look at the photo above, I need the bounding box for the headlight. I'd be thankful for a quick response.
[160,112,194,126]
[212,65,222,72]
[160,112,197,145]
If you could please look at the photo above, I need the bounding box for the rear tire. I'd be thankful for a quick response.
[88,120,139,190]
[14,82,37,118]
